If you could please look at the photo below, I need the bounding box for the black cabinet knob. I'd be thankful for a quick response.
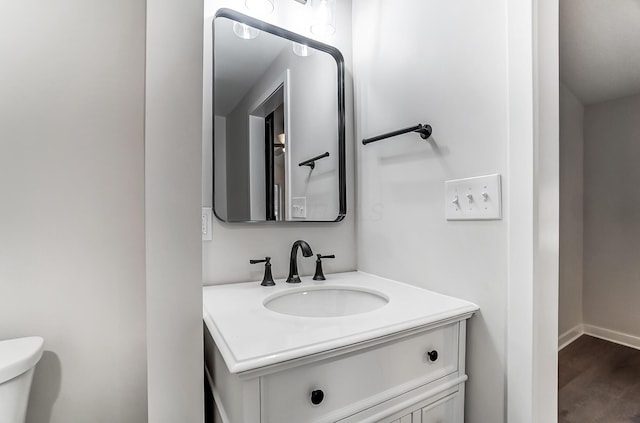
[310,389,324,405]
[427,350,439,362]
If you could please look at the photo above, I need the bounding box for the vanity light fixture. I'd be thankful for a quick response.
[310,0,336,36]
[232,22,259,40]
[245,0,274,15]
[292,42,313,57]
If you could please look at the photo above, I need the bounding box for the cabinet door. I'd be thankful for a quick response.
[420,392,459,423]
[390,415,413,423]
[336,385,462,423]
[376,391,460,423]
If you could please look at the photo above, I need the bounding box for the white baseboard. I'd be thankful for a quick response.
[558,324,584,351]
[558,323,640,352]
[583,324,640,351]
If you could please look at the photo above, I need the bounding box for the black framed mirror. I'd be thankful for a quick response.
[212,9,346,223]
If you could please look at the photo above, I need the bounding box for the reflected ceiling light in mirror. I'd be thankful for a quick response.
[233,22,259,40]
[245,0,274,15]
[276,133,286,152]
[310,0,336,36]
[292,42,313,57]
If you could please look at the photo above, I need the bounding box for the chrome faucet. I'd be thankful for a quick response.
[286,240,313,283]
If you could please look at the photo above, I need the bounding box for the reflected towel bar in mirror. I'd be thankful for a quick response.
[299,152,330,170]
[362,123,432,145]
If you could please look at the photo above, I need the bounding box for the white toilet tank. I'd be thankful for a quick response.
[0,337,44,423]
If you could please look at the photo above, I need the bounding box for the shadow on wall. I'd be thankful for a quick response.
[374,137,451,169]
[370,137,454,183]
[25,351,61,423]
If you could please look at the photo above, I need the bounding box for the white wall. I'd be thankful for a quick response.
[559,83,584,337]
[145,0,204,421]
[583,93,640,339]
[531,2,560,419]
[0,1,147,422]
[248,115,266,220]
[352,1,509,421]
[211,116,226,218]
[286,50,340,221]
[505,1,559,419]
[203,0,356,284]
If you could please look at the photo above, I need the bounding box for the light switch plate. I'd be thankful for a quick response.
[202,208,213,241]
[445,174,502,220]
[291,197,307,219]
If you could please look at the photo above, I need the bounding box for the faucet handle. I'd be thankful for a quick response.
[250,257,275,287]
[249,257,269,264]
[313,254,335,281]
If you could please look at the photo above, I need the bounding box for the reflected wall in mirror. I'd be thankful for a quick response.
[213,9,346,223]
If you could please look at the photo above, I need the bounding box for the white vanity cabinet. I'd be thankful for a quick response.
[202,272,478,423]
[205,319,470,423]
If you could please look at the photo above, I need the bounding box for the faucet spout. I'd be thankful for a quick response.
[286,240,313,283]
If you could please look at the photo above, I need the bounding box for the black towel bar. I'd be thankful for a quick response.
[362,123,432,145]
[299,152,330,170]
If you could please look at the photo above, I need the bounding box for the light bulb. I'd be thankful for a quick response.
[232,22,259,40]
[245,0,274,15]
[311,0,336,36]
[292,42,312,57]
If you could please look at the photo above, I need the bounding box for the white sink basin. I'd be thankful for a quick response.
[263,286,389,318]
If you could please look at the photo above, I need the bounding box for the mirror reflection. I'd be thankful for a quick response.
[213,10,345,223]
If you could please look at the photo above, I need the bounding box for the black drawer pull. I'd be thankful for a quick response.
[310,389,324,405]
[427,350,439,362]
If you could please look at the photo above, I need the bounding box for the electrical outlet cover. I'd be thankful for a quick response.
[202,207,213,240]
[291,197,307,219]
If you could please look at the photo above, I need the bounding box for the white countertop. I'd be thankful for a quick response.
[203,271,479,374]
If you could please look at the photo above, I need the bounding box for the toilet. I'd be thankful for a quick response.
[0,337,44,423]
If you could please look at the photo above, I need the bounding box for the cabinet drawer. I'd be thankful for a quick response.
[260,323,459,423]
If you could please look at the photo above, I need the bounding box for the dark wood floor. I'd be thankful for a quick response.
[559,335,640,423]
